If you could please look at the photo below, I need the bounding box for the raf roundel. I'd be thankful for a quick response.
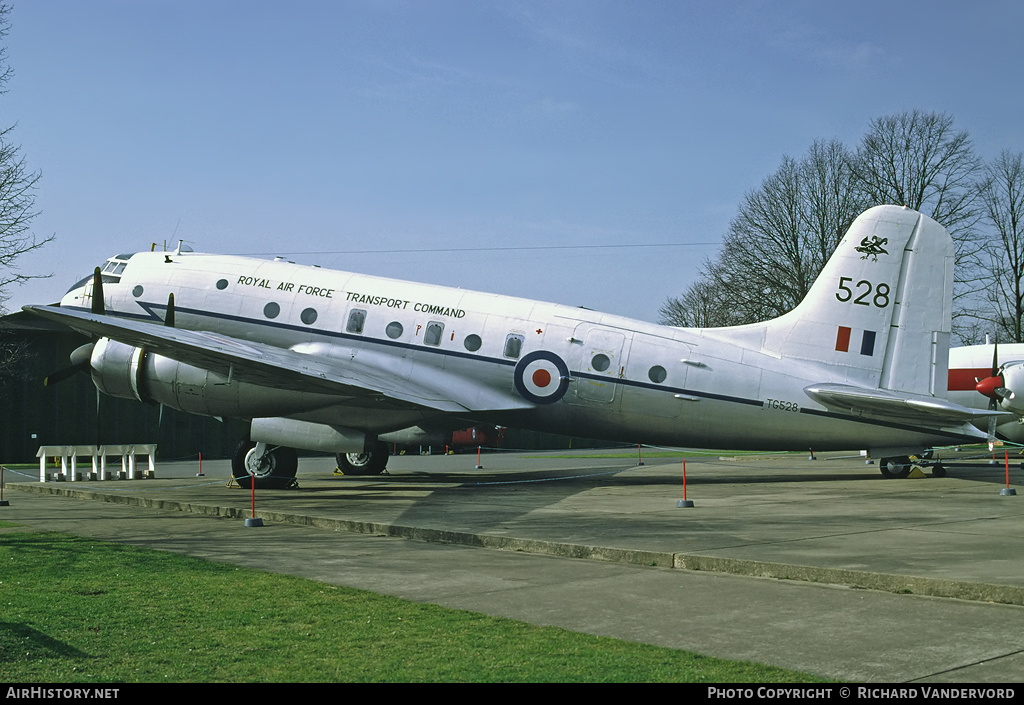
[514,351,571,404]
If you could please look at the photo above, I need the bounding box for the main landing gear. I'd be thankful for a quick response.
[335,440,389,476]
[232,440,298,489]
[879,456,913,479]
[878,452,944,479]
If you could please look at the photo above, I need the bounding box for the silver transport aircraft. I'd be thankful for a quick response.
[948,342,1024,445]
[23,205,1011,486]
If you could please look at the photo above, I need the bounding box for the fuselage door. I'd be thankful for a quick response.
[569,325,629,403]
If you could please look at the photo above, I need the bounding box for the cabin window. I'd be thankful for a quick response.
[386,321,404,339]
[132,285,144,298]
[301,307,318,325]
[648,365,667,383]
[216,279,228,290]
[591,353,611,372]
[264,302,280,319]
[346,309,366,334]
[464,334,482,352]
[504,334,524,359]
[424,321,444,347]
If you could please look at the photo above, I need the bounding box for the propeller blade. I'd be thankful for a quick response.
[165,293,175,328]
[979,337,1003,411]
[42,342,95,387]
[91,267,105,315]
[43,360,89,387]
[986,334,1002,431]
[990,339,998,410]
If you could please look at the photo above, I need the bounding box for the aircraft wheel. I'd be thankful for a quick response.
[932,463,947,478]
[879,456,912,479]
[336,441,389,476]
[232,440,298,489]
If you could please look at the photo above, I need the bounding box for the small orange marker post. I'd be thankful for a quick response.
[1001,451,1017,496]
[677,459,694,508]
[0,466,8,506]
[245,474,264,526]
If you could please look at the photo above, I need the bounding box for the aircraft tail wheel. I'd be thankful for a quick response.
[879,456,912,479]
[335,441,389,476]
[232,439,298,489]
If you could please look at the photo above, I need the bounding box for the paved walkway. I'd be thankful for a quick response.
[4,449,1024,682]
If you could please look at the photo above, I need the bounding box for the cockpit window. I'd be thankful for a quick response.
[66,253,135,294]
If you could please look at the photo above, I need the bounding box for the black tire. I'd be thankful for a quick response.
[879,456,912,479]
[931,463,947,478]
[335,441,389,476]
[232,439,298,489]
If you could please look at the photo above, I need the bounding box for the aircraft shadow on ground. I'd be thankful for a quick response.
[230,459,1024,526]
[0,621,91,661]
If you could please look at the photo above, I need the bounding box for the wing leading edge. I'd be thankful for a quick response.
[24,304,533,414]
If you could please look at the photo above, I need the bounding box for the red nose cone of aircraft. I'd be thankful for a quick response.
[976,375,1003,399]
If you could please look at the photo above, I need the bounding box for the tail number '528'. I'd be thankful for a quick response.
[835,277,890,308]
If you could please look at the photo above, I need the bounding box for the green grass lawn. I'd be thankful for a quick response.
[0,527,828,683]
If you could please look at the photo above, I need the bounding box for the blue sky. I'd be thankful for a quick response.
[3,0,1022,321]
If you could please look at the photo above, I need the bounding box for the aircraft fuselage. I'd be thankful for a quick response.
[57,244,979,456]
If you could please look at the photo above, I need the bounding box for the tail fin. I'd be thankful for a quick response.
[756,205,954,395]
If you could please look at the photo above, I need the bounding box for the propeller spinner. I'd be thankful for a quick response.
[975,340,1024,416]
[975,340,1003,406]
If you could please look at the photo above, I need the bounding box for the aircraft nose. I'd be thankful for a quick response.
[59,283,88,308]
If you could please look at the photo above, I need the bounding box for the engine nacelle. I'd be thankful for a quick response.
[379,425,451,446]
[90,338,148,401]
[250,417,370,454]
[998,363,1024,416]
[89,337,336,418]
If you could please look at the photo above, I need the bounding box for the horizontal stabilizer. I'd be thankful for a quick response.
[804,383,1012,425]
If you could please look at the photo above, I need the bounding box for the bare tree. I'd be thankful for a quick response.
[978,150,1024,343]
[661,139,866,326]
[714,155,811,321]
[658,278,739,328]
[662,113,992,335]
[803,139,871,267]
[0,3,49,314]
[849,110,984,338]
